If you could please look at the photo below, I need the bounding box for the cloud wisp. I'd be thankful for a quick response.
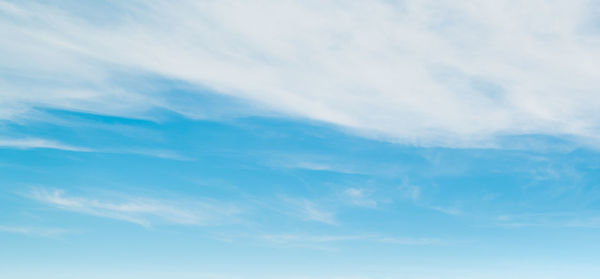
[0,137,190,160]
[27,188,239,227]
[398,183,462,216]
[0,138,91,152]
[0,225,71,237]
[282,197,338,225]
[343,188,378,208]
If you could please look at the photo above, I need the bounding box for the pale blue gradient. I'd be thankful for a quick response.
[2,102,600,278]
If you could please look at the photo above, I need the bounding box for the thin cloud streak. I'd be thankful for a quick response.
[0,225,71,237]
[283,197,337,225]
[27,188,239,227]
[0,137,190,160]
[398,184,462,216]
[0,138,91,151]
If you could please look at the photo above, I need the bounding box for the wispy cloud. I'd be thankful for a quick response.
[113,148,193,161]
[0,138,91,151]
[27,188,239,227]
[267,155,368,175]
[282,161,362,175]
[398,183,462,216]
[343,188,377,208]
[283,198,337,225]
[2,1,600,148]
[398,184,421,201]
[0,225,71,237]
[428,205,462,216]
[0,137,190,160]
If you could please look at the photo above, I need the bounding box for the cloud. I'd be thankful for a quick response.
[27,188,239,227]
[114,148,193,161]
[283,198,337,225]
[398,184,421,201]
[397,183,462,215]
[343,188,377,208]
[0,138,91,151]
[278,161,364,175]
[0,225,71,237]
[2,0,600,147]
[427,205,462,216]
[0,137,190,160]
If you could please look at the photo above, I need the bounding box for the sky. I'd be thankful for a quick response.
[1,1,600,278]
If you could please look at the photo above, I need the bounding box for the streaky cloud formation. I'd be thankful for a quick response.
[0,225,71,237]
[283,197,338,225]
[27,188,240,227]
[2,0,600,147]
[0,137,189,160]
[2,2,600,279]
[0,137,90,151]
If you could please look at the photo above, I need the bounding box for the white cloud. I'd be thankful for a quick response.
[397,182,462,215]
[279,161,364,175]
[2,1,600,147]
[283,198,337,225]
[343,188,378,208]
[0,225,71,237]
[344,188,364,198]
[428,205,462,216]
[0,138,91,151]
[0,137,190,160]
[117,148,193,161]
[27,188,239,227]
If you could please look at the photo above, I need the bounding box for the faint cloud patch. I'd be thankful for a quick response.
[398,183,421,201]
[27,188,239,227]
[428,205,462,216]
[0,137,91,152]
[0,225,72,237]
[267,155,367,175]
[0,137,190,160]
[343,188,377,208]
[398,181,462,216]
[283,197,337,225]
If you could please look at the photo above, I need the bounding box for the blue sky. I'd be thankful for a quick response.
[2,1,600,279]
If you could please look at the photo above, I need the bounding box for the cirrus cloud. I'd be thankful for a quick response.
[1,0,600,147]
